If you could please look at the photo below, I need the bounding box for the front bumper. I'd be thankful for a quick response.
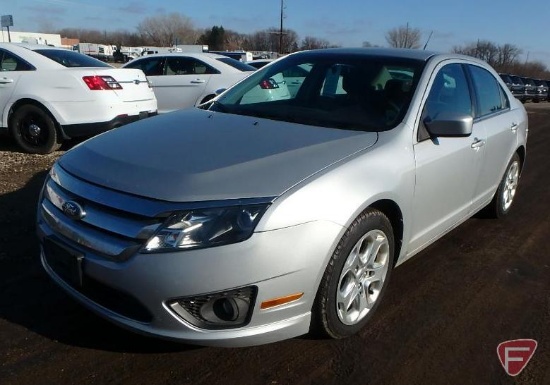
[37,217,343,347]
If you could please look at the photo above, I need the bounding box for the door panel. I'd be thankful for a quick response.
[0,50,25,126]
[409,62,484,253]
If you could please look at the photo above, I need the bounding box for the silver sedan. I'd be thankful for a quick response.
[37,48,527,347]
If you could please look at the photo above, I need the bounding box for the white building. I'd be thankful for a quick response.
[0,30,62,46]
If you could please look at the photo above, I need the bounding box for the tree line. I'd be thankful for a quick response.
[57,13,549,78]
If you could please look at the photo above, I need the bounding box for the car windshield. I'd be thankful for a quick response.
[216,57,256,72]
[210,53,425,131]
[34,49,112,68]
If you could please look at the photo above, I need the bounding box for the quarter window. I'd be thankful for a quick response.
[0,50,33,71]
[468,65,509,117]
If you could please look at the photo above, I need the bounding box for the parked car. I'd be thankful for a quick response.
[506,74,528,102]
[123,53,255,113]
[38,48,527,347]
[533,79,549,102]
[0,43,157,154]
[521,76,538,102]
[245,59,275,69]
[499,73,525,101]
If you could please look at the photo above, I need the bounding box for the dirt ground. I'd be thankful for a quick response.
[0,104,549,385]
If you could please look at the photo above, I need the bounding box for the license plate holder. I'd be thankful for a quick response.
[44,238,84,288]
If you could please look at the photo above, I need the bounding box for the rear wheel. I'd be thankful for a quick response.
[485,153,521,218]
[10,104,61,154]
[313,208,394,339]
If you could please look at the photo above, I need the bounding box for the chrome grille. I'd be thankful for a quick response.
[40,166,166,261]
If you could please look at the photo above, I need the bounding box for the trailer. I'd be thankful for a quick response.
[73,43,114,62]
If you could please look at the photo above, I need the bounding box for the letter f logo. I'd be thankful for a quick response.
[497,339,537,377]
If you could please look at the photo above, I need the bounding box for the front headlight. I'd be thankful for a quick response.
[143,204,270,252]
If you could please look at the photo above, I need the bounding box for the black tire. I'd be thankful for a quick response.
[312,208,395,339]
[10,104,61,154]
[485,153,521,218]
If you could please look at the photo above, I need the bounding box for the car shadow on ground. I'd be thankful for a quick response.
[0,132,85,153]
[0,170,201,353]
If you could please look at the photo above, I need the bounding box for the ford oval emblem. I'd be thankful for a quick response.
[62,201,86,220]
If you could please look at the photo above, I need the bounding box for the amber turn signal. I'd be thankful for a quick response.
[260,293,304,310]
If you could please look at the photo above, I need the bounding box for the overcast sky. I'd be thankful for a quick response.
[3,0,550,66]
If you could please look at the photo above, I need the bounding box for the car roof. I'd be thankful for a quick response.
[293,47,437,61]
[0,42,65,51]
[136,52,230,60]
[288,47,490,67]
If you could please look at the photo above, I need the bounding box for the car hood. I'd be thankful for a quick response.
[59,109,378,202]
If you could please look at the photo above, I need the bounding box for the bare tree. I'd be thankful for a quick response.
[137,13,197,47]
[385,24,421,49]
[301,36,330,50]
[453,40,521,70]
[224,30,248,51]
[245,30,273,51]
[243,28,298,52]
[497,43,522,70]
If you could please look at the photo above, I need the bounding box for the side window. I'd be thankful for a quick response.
[0,50,33,71]
[469,65,509,117]
[126,57,164,76]
[321,64,347,96]
[165,57,217,75]
[419,63,473,141]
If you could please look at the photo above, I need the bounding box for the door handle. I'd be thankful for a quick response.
[191,79,206,84]
[471,138,486,149]
[0,77,14,84]
[511,122,518,132]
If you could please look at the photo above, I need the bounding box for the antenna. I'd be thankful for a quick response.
[423,31,433,50]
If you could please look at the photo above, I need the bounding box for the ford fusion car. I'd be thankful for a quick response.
[37,48,528,347]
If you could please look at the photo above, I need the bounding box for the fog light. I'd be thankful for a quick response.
[213,298,239,321]
[168,286,257,330]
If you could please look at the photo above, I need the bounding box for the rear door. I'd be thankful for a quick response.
[467,64,521,210]
[0,49,32,127]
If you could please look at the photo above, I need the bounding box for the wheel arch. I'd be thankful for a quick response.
[368,199,404,267]
[8,98,61,134]
[199,94,216,105]
[516,145,526,173]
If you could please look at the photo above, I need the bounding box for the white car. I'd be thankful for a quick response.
[0,43,157,154]
[123,53,255,113]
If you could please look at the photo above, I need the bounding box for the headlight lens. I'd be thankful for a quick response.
[143,204,269,252]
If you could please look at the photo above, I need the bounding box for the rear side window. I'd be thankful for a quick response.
[0,50,34,71]
[125,57,164,76]
[35,49,111,68]
[468,65,509,117]
[165,57,219,75]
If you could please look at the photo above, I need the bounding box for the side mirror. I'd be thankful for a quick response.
[424,112,473,137]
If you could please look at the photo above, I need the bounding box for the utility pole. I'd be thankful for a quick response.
[279,0,284,54]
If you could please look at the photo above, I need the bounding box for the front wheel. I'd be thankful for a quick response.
[312,208,395,339]
[10,104,61,154]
